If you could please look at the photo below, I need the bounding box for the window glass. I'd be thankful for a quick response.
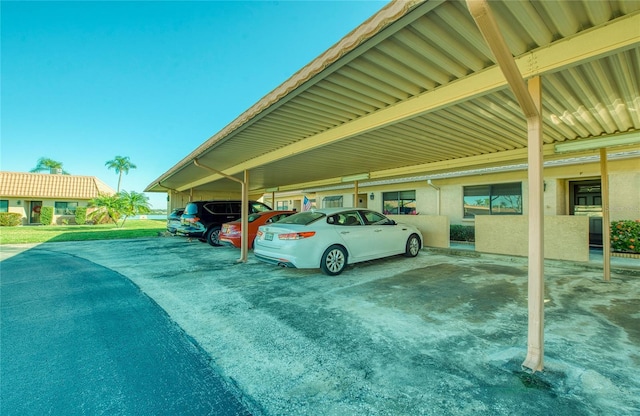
[382,190,416,215]
[206,203,227,214]
[331,211,361,226]
[276,201,288,210]
[463,183,522,218]
[463,186,490,217]
[322,196,343,208]
[279,212,324,225]
[54,202,78,215]
[250,202,271,213]
[0,200,8,212]
[267,213,291,223]
[362,210,388,225]
[248,213,262,222]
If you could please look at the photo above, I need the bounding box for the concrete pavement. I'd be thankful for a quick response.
[2,237,639,415]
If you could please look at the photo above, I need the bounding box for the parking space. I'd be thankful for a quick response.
[3,237,639,415]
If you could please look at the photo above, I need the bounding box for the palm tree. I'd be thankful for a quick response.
[30,157,69,174]
[118,190,151,227]
[88,193,123,226]
[105,156,137,192]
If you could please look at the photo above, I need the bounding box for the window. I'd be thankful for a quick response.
[322,195,343,208]
[55,202,78,215]
[327,211,362,226]
[362,210,389,225]
[0,200,8,212]
[276,201,288,210]
[463,182,522,218]
[382,190,416,215]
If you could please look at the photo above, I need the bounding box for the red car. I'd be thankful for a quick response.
[220,210,296,249]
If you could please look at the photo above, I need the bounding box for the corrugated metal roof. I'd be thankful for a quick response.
[147,0,640,194]
[0,172,115,199]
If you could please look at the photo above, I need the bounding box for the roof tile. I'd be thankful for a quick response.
[0,172,115,200]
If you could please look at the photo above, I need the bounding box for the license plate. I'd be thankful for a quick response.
[265,232,273,241]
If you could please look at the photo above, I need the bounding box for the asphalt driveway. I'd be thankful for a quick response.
[0,245,252,416]
[2,237,639,415]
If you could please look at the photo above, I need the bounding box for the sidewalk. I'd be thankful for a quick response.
[446,242,640,275]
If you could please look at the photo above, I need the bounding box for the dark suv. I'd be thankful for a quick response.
[177,200,271,246]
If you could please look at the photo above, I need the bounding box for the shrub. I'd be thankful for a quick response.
[0,212,23,226]
[75,206,87,225]
[611,220,640,254]
[450,224,475,242]
[40,206,53,225]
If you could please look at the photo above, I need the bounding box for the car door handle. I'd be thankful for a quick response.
[374,229,383,232]
[340,231,350,234]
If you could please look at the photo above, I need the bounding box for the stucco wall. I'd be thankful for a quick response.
[388,215,449,248]
[0,198,91,225]
[609,171,640,221]
[475,215,589,261]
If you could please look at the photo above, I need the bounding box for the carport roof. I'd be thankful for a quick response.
[146,0,640,195]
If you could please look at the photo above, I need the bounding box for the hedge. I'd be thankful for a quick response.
[75,206,87,225]
[450,224,475,242]
[611,220,640,254]
[0,212,23,226]
[40,206,53,225]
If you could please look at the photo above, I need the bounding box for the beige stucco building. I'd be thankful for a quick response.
[0,171,115,225]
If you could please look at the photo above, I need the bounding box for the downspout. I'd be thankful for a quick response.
[427,179,441,215]
[467,0,545,372]
[193,159,249,263]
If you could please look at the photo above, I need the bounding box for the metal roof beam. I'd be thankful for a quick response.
[172,13,638,192]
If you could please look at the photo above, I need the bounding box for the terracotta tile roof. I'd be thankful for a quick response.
[0,171,115,200]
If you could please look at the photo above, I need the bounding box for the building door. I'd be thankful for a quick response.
[30,201,43,224]
[570,180,602,246]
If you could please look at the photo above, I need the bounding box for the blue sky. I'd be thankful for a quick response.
[1,0,386,209]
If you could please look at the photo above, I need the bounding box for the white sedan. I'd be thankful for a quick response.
[254,208,423,275]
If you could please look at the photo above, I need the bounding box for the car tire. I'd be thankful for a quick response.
[320,245,347,276]
[206,226,222,246]
[404,233,421,257]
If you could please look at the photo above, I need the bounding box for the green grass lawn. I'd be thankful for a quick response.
[0,219,167,245]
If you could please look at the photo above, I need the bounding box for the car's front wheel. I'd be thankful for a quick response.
[404,233,421,257]
[206,226,222,246]
[320,245,347,276]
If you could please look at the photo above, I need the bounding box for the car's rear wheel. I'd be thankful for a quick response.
[320,245,347,276]
[206,226,222,246]
[404,234,421,257]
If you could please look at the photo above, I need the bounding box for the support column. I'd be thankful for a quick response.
[354,181,359,208]
[523,76,545,372]
[240,170,249,263]
[600,148,611,281]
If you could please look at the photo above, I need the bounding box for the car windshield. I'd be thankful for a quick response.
[184,203,198,215]
[247,213,262,222]
[251,202,272,213]
[277,211,325,225]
